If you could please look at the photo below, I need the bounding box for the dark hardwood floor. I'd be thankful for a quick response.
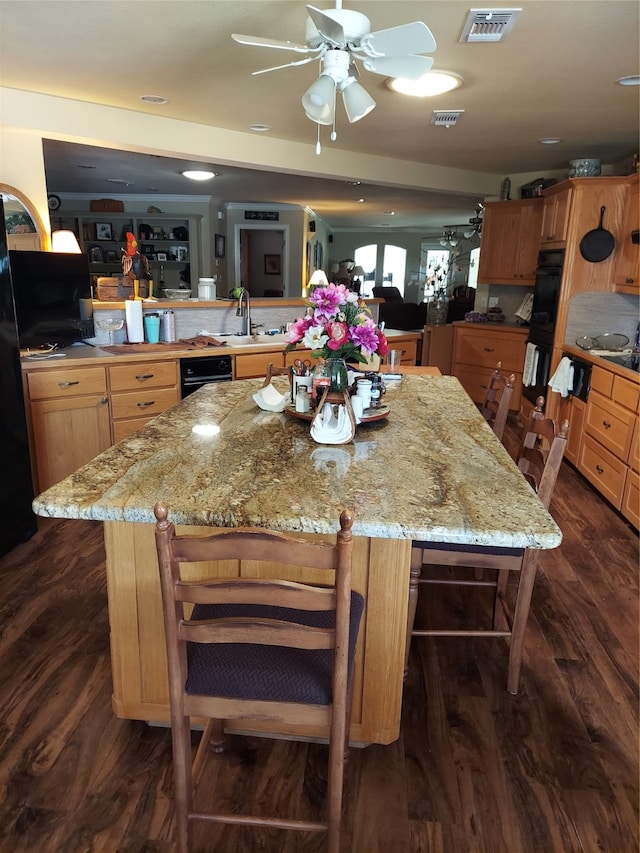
[1,417,638,852]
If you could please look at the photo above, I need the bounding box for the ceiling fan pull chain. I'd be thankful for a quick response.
[315,122,322,156]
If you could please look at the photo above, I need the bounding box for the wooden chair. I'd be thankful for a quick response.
[263,362,291,386]
[480,362,515,442]
[406,400,569,694]
[154,502,363,853]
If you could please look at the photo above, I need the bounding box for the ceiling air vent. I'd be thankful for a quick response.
[460,8,522,43]
[431,110,464,127]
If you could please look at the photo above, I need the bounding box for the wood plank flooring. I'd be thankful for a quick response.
[0,417,638,852]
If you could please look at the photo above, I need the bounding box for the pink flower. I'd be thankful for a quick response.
[326,321,349,350]
[285,316,311,344]
[310,283,349,319]
[350,319,379,354]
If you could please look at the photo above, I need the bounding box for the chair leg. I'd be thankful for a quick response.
[493,568,511,631]
[404,548,424,680]
[171,714,194,853]
[507,550,538,695]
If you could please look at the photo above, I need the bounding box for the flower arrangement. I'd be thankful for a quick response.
[284,283,388,365]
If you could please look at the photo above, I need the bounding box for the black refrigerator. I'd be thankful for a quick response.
[0,199,37,556]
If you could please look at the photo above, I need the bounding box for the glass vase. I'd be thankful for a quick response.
[314,358,349,393]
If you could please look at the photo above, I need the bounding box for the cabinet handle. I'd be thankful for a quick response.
[101,397,108,405]
[58,380,80,387]
[602,420,611,429]
[483,347,495,353]
[137,400,155,408]
[596,465,604,474]
[135,373,155,382]
[626,277,635,284]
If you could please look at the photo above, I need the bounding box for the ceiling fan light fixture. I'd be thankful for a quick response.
[616,75,640,86]
[387,70,463,97]
[302,74,337,122]
[341,78,376,122]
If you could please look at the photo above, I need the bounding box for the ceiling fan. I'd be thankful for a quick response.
[232,1,437,152]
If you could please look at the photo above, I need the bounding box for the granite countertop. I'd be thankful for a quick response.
[33,375,561,549]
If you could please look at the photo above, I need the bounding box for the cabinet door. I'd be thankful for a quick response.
[516,201,545,280]
[30,395,111,492]
[613,177,639,291]
[563,395,585,467]
[540,187,573,245]
[235,351,283,379]
[478,199,543,284]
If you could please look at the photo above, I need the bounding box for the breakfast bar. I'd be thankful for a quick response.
[33,374,562,745]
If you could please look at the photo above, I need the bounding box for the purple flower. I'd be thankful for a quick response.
[310,283,348,319]
[350,320,379,354]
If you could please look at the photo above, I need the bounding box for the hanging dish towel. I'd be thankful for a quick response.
[310,402,354,445]
[523,343,539,387]
[548,357,574,397]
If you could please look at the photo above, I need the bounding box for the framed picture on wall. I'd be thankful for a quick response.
[264,254,281,275]
[214,234,226,258]
[96,222,112,240]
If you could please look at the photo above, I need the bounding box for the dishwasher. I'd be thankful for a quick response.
[180,354,233,397]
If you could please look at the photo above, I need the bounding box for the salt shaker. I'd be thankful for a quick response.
[295,385,311,413]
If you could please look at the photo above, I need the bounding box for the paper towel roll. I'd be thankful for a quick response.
[125,300,144,343]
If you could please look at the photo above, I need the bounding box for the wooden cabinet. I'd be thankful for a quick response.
[540,185,573,245]
[235,351,281,379]
[420,324,454,374]
[477,199,543,285]
[558,394,585,467]
[109,360,179,442]
[452,324,527,410]
[579,364,639,520]
[26,366,111,493]
[613,174,639,293]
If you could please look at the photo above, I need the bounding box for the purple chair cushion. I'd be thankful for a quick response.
[185,593,364,706]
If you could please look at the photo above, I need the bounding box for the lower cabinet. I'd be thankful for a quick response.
[25,365,111,493]
[558,394,585,467]
[452,324,527,410]
[579,365,639,525]
[109,360,180,442]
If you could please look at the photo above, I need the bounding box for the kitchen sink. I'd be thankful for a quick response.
[216,333,290,347]
[600,353,640,372]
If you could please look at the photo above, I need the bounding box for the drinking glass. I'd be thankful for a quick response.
[96,316,124,344]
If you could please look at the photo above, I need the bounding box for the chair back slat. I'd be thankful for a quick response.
[176,577,336,610]
[480,363,515,442]
[516,405,569,508]
[180,618,335,650]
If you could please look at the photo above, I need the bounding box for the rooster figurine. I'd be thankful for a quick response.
[122,231,150,281]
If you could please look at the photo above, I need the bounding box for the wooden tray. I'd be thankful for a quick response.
[285,404,389,423]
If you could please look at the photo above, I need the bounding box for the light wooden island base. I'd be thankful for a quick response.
[104,520,411,745]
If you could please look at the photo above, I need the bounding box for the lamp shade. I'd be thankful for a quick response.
[302,75,336,124]
[341,79,376,123]
[309,269,329,287]
[330,263,340,274]
[51,230,82,253]
[351,265,365,277]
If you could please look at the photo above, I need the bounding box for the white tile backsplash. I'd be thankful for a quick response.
[564,291,640,347]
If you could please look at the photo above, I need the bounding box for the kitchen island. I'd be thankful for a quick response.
[33,375,562,744]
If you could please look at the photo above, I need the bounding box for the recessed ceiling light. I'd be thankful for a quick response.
[616,75,640,86]
[387,71,463,97]
[384,211,396,216]
[346,181,361,186]
[250,124,271,132]
[538,137,562,144]
[140,94,168,104]
[356,198,365,203]
[181,170,216,181]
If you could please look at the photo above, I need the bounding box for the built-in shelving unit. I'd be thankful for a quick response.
[50,212,201,292]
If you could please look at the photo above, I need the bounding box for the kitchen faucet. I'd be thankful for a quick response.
[236,287,251,335]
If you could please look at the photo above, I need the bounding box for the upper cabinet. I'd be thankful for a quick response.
[477,198,543,286]
[612,174,639,293]
[540,184,573,246]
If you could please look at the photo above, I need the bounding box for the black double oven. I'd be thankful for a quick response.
[523,249,563,406]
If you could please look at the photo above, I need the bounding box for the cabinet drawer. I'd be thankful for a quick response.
[109,360,178,391]
[612,374,640,412]
[590,365,613,397]
[585,392,634,460]
[454,332,525,371]
[110,387,179,421]
[235,352,281,379]
[112,416,158,443]
[395,340,418,364]
[579,434,626,509]
[27,366,107,400]
[621,467,639,529]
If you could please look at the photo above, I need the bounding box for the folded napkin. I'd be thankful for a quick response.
[179,335,227,348]
[252,382,289,412]
[523,342,539,387]
[310,402,354,445]
[548,357,574,397]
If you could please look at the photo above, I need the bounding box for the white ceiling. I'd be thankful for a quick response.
[1,1,638,233]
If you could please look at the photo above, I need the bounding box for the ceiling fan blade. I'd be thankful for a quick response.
[361,21,437,57]
[306,5,346,47]
[252,55,318,76]
[363,54,434,80]
[232,33,313,54]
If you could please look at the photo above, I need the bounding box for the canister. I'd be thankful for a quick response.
[161,309,176,342]
[198,277,217,300]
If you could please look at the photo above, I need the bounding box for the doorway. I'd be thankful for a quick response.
[234,224,289,296]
